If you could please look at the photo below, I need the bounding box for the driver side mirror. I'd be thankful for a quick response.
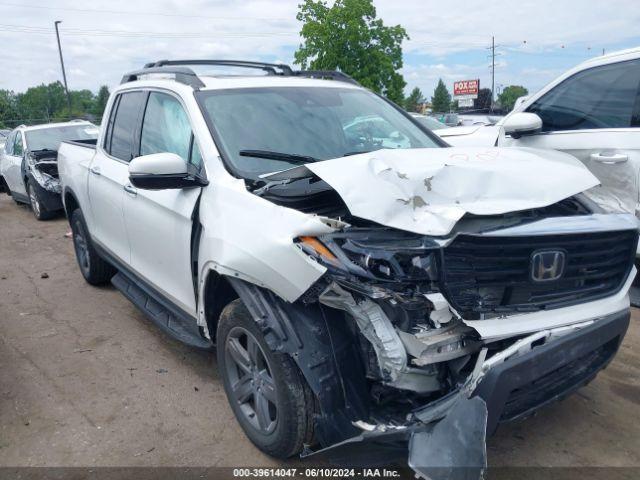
[129,152,207,190]
[502,112,542,138]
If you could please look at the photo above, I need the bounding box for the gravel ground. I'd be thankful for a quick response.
[1,195,639,473]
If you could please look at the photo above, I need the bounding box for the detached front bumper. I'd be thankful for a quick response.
[474,307,630,434]
[306,308,630,479]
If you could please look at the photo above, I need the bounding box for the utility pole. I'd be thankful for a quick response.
[485,37,500,111]
[54,20,72,118]
[490,36,495,110]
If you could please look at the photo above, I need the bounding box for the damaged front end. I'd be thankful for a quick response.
[229,207,635,478]
[210,147,636,477]
[25,149,62,194]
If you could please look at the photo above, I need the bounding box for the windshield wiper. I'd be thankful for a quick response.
[239,149,318,165]
[343,150,374,157]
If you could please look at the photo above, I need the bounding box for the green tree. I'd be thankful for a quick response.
[16,82,68,124]
[0,90,18,128]
[431,79,451,113]
[473,88,492,110]
[498,85,529,112]
[404,87,424,112]
[294,0,409,104]
[93,85,110,118]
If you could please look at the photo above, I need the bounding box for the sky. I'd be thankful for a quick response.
[1,0,639,101]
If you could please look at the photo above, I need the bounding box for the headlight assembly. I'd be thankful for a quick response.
[297,233,440,282]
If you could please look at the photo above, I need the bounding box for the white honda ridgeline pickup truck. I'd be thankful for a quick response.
[58,60,637,477]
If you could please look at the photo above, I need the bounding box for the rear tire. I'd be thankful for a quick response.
[27,180,56,220]
[70,209,116,285]
[217,299,315,458]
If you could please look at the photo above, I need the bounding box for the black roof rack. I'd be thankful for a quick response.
[120,66,206,88]
[120,59,360,89]
[144,59,294,75]
[291,70,360,86]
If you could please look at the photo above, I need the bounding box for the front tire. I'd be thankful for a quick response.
[217,299,315,458]
[27,180,56,220]
[70,209,116,285]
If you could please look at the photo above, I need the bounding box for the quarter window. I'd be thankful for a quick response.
[140,92,201,168]
[528,59,640,132]
[109,91,146,161]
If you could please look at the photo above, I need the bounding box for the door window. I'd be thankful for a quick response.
[109,91,146,161]
[4,131,16,155]
[103,95,120,154]
[13,132,23,156]
[140,92,201,168]
[528,59,640,132]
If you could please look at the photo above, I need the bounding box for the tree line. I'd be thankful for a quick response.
[0,82,110,129]
[406,82,529,114]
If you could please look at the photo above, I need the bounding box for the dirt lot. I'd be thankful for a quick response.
[1,194,639,471]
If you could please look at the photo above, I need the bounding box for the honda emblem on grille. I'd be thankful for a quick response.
[530,250,566,282]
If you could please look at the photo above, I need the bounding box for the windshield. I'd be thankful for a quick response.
[25,124,99,152]
[197,87,441,177]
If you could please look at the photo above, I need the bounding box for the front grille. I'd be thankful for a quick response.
[442,230,637,318]
[500,337,619,422]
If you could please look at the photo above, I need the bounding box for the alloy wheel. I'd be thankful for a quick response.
[29,184,41,218]
[73,223,90,275]
[224,326,278,434]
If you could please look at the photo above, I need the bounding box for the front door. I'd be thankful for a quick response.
[501,58,640,215]
[123,91,204,316]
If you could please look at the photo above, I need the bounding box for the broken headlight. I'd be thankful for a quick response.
[297,232,440,282]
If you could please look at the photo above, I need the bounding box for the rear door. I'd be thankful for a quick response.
[88,90,146,263]
[501,58,640,214]
[123,90,204,315]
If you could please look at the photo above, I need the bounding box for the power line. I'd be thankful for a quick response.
[0,1,291,21]
[54,20,72,116]
[0,23,298,39]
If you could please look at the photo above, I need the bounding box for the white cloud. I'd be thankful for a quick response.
[0,0,638,100]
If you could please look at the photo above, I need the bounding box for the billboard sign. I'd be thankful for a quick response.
[453,79,479,99]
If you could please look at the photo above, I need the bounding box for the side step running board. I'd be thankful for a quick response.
[111,272,212,350]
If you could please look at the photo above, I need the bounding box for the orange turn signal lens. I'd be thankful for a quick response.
[299,236,339,265]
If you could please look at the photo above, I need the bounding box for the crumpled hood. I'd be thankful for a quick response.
[435,124,485,137]
[265,147,600,236]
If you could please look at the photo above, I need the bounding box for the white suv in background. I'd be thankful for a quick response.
[0,120,98,219]
[438,47,640,222]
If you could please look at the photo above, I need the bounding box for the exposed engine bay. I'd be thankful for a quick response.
[194,147,637,477]
[25,149,61,193]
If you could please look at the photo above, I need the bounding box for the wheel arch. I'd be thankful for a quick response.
[201,269,239,342]
[220,276,370,447]
[0,175,8,194]
[63,187,80,220]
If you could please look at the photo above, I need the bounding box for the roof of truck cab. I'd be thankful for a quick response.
[200,75,362,90]
[121,73,364,92]
[576,46,640,68]
[18,120,95,132]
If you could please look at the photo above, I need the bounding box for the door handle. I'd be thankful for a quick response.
[90,166,101,175]
[124,184,137,196]
[590,152,628,164]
